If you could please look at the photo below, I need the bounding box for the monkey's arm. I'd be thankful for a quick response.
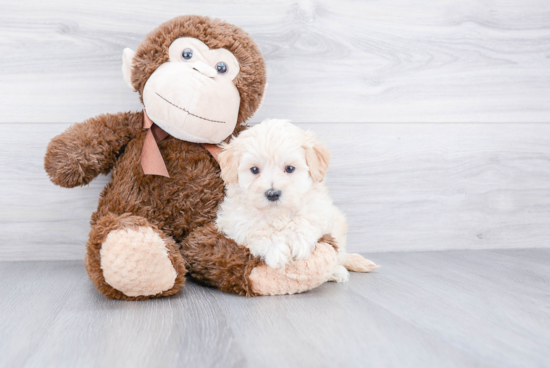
[182,224,339,296]
[44,111,142,188]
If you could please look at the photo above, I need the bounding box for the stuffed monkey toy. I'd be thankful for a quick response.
[45,15,339,300]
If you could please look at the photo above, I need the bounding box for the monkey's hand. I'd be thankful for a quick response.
[44,112,142,188]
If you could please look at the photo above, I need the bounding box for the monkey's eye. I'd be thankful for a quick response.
[285,166,295,173]
[182,48,193,61]
[216,62,228,74]
[250,167,260,175]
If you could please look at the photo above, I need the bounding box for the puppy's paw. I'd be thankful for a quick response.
[263,242,291,269]
[288,231,316,260]
[328,265,350,283]
[344,253,380,273]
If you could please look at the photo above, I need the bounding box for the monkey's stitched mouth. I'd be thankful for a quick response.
[155,92,226,124]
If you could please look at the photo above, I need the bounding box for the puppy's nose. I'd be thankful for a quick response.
[265,189,281,202]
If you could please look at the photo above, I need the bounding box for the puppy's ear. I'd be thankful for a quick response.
[303,132,331,182]
[218,143,240,184]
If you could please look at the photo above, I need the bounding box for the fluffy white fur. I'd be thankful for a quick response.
[216,119,378,282]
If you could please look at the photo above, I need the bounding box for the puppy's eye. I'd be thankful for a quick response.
[285,166,295,173]
[250,167,260,175]
[182,48,193,61]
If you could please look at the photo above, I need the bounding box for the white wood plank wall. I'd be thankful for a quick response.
[1,0,549,260]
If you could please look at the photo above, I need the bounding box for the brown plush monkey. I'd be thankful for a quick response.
[44,15,338,300]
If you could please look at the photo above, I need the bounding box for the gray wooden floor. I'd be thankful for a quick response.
[1,249,548,368]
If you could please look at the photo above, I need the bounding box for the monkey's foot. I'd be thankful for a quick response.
[100,226,178,297]
[85,213,186,300]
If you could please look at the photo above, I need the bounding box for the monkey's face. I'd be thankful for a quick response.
[123,16,267,144]
[124,37,242,144]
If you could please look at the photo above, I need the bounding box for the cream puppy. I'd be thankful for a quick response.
[216,119,378,282]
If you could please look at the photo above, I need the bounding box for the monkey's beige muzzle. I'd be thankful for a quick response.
[142,61,241,144]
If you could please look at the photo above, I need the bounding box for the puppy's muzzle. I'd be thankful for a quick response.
[265,189,281,202]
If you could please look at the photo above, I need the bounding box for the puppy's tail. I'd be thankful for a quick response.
[344,253,380,273]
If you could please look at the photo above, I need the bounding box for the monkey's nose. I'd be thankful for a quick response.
[265,189,281,202]
[192,60,217,78]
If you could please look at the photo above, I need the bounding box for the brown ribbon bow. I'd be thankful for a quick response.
[141,109,171,177]
[140,109,222,178]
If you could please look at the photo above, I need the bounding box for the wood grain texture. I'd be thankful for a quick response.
[1,123,549,260]
[1,249,549,368]
[1,0,550,123]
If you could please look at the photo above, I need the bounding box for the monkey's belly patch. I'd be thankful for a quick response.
[100,227,177,297]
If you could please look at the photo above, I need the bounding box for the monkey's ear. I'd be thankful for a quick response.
[218,143,240,184]
[303,132,331,183]
[122,48,136,91]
